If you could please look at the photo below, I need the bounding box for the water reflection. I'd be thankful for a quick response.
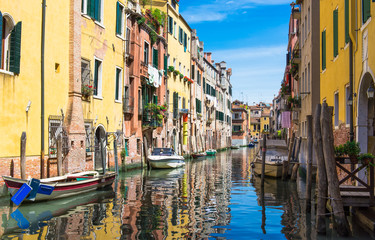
[0,147,374,239]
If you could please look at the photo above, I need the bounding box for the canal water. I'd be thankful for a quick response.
[0,148,374,239]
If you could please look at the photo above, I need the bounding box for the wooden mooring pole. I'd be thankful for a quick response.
[261,135,267,187]
[306,115,313,212]
[314,104,327,234]
[20,132,26,179]
[57,134,63,176]
[321,103,349,236]
[283,133,295,181]
[143,136,150,169]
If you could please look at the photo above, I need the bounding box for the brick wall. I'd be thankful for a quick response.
[333,123,351,146]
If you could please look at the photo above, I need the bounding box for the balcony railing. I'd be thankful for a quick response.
[292,48,301,64]
[140,62,148,78]
[123,96,134,114]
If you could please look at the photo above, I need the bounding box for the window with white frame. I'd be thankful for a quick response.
[144,41,149,64]
[334,92,339,126]
[307,63,310,92]
[81,0,103,23]
[173,21,177,38]
[116,2,125,37]
[346,86,350,125]
[93,58,103,97]
[0,12,22,74]
[115,67,122,101]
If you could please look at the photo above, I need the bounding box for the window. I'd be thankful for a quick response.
[308,7,310,34]
[362,0,371,24]
[168,16,173,34]
[82,0,102,22]
[188,37,190,52]
[125,28,130,55]
[183,32,187,52]
[173,21,177,38]
[137,139,141,155]
[115,67,122,101]
[0,13,22,74]
[346,85,350,125]
[322,30,326,70]
[81,59,91,97]
[116,2,124,36]
[93,58,102,97]
[334,92,339,126]
[171,0,176,9]
[183,97,185,109]
[307,63,310,92]
[304,15,307,41]
[196,98,202,113]
[179,27,183,44]
[345,0,349,44]
[233,125,241,132]
[197,71,201,85]
[191,65,195,79]
[84,121,93,157]
[152,48,158,68]
[144,41,149,64]
[333,9,339,58]
[173,92,178,119]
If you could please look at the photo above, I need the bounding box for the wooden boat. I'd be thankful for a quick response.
[3,171,116,202]
[251,140,288,178]
[206,149,217,156]
[192,152,207,160]
[148,148,185,169]
[248,142,255,148]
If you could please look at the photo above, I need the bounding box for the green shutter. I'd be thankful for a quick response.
[191,65,195,79]
[333,9,338,58]
[168,16,173,34]
[173,92,178,119]
[116,2,121,35]
[153,48,158,68]
[9,22,22,74]
[363,0,371,24]
[94,0,101,21]
[0,12,3,69]
[322,30,326,70]
[164,55,168,76]
[184,32,187,52]
[345,0,349,44]
[115,68,120,100]
[153,95,158,104]
[88,0,95,18]
[94,60,99,95]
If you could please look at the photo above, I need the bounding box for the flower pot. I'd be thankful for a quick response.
[361,158,372,165]
[349,155,358,164]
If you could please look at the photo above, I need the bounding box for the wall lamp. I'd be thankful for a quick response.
[367,86,375,99]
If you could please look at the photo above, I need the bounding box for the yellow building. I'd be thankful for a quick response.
[320,0,375,154]
[260,109,270,134]
[0,0,71,178]
[0,0,126,179]
[150,0,192,153]
[80,0,126,169]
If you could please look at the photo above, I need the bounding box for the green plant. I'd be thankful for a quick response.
[137,17,146,25]
[359,153,375,164]
[149,29,158,45]
[179,73,184,79]
[121,148,126,160]
[334,145,345,157]
[174,70,179,76]
[168,66,175,72]
[344,141,361,157]
[151,9,166,27]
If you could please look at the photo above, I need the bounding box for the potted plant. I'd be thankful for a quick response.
[358,153,375,165]
[179,73,184,79]
[168,66,175,73]
[344,141,361,164]
[334,144,345,157]
[173,70,179,76]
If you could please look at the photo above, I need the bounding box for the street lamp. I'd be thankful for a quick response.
[367,86,375,99]
[347,94,353,106]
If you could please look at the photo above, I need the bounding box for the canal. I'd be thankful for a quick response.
[0,148,373,239]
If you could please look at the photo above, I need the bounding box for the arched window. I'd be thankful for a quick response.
[0,12,22,74]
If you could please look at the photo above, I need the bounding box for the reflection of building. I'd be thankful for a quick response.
[232,100,250,146]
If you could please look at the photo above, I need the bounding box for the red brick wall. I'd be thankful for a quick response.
[333,123,350,146]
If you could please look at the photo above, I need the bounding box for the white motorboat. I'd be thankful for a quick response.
[148,148,185,169]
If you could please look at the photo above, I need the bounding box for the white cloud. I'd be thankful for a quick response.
[181,0,291,23]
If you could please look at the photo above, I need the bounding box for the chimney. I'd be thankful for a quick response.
[205,52,212,62]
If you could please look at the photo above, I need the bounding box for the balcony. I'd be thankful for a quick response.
[140,62,149,78]
[233,117,245,123]
[232,130,244,136]
[291,48,301,64]
[292,110,299,123]
[292,8,301,20]
[123,96,134,114]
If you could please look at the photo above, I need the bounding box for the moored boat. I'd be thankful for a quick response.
[3,171,116,202]
[231,145,240,149]
[148,148,185,169]
[251,140,288,178]
[248,142,255,148]
[206,149,217,156]
[192,152,207,160]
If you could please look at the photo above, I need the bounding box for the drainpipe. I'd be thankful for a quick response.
[349,40,354,142]
[40,0,46,179]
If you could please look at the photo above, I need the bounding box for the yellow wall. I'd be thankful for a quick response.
[0,0,70,157]
[165,1,191,112]
[81,0,126,144]
[320,0,350,126]
[260,116,270,133]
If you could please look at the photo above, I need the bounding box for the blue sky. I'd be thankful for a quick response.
[179,0,292,105]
